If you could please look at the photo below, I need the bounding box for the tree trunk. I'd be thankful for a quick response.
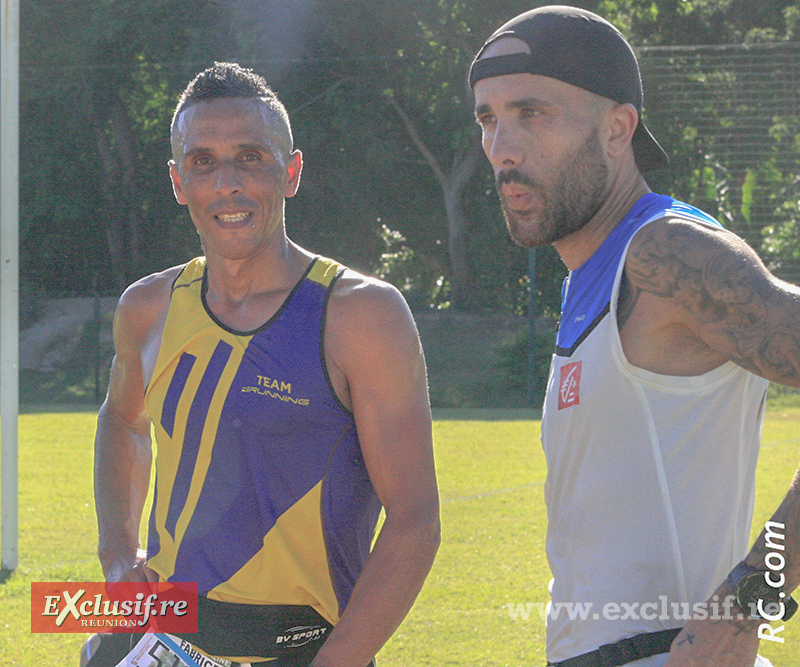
[386,94,482,309]
[444,140,482,310]
[85,84,146,292]
[108,102,146,268]
[93,122,130,292]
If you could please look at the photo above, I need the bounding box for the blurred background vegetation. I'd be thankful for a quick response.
[14,0,800,407]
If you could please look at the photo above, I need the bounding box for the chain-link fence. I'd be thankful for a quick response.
[641,41,800,283]
[17,41,800,406]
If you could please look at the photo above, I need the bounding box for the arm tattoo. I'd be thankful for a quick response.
[726,618,759,636]
[625,219,800,386]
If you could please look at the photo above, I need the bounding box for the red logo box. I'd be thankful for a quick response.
[558,361,582,410]
[31,581,198,633]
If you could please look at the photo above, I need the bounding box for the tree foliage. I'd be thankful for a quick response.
[16,0,800,317]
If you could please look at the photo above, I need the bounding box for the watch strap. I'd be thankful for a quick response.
[728,560,759,588]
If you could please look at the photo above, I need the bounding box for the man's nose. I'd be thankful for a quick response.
[486,120,525,168]
[214,161,244,196]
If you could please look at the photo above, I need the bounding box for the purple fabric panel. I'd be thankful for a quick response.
[322,429,382,612]
[164,341,232,538]
[161,353,196,437]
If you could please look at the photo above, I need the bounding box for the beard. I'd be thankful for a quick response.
[496,128,609,248]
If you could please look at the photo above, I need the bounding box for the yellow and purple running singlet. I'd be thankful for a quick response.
[144,256,380,627]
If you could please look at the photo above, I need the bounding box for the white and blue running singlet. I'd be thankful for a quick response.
[540,193,769,665]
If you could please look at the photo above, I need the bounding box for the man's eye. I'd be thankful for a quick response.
[194,156,211,166]
[241,153,261,162]
[520,108,539,118]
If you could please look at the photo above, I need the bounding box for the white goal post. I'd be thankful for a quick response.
[1,0,20,572]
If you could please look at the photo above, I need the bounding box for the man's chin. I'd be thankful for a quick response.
[503,209,550,248]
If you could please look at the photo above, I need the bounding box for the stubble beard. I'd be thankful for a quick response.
[497,129,609,248]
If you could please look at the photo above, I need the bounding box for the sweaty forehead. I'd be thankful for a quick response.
[172,98,291,159]
[473,41,614,116]
[175,99,271,138]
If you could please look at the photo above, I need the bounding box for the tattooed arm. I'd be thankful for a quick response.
[662,581,761,667]
[621,217,800,386]
[623,217,800,664]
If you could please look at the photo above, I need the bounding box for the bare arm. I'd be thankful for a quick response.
[94,273,172,582]
[310,277,440,667]
[623,219,800,664]
[624,217,800,386]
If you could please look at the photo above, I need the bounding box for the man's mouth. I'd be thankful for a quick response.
[214,211,252,227]
[501,186,534,211]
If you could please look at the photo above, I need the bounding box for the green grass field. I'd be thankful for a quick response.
[1,408,799,665]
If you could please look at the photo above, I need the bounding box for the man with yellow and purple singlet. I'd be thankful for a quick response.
[90,62,440,667]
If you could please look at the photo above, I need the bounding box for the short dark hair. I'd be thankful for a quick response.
[171,62,293,157]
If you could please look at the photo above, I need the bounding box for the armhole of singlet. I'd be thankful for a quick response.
[609,214,740,387]
[143,262,194,397]
[320,268,355,417]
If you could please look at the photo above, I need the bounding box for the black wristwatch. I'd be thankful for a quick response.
[728,560,798,621]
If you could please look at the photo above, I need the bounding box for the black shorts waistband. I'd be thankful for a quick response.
[172,597,334,664]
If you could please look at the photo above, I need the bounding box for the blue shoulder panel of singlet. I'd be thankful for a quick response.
[554,193,721,357]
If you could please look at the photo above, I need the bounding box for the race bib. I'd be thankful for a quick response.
[113,633,238,667]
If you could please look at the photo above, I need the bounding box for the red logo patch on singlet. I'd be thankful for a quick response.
[558,361,582,410]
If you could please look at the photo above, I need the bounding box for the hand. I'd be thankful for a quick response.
[664,582,760,667]
[104,548,157,583]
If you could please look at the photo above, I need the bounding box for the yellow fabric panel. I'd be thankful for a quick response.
[145,257,253,581]
[207,481,340,625]
[172,342,246,546]
[306,256,342,288]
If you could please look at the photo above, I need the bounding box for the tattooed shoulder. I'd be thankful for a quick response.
[624,216,800,386]
[616,271,640,330]
[625,217,767,314]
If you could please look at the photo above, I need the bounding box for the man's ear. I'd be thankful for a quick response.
[168,159,187,205]
[605,103,639,160]
[284,150,303,199]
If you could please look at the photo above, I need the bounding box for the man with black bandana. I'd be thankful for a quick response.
[471,6,800,667]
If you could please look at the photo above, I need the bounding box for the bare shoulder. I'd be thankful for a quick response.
[101,264,187,426]
[624,215,800,385]
[324,268,423,392]
[328,269,414,325]
[113,264,185,352]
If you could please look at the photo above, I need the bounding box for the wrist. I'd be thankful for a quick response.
[100,548,146,581]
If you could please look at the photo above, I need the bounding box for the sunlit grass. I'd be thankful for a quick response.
[1,409,798,665]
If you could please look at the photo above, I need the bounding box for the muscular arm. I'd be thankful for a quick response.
[623,218,800,386]
[624,220,800,664]
[94,273,172,582]
[311,278,440,667]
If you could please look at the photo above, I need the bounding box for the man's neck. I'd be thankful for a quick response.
[203,238,310,306]
[554,171,651,271]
